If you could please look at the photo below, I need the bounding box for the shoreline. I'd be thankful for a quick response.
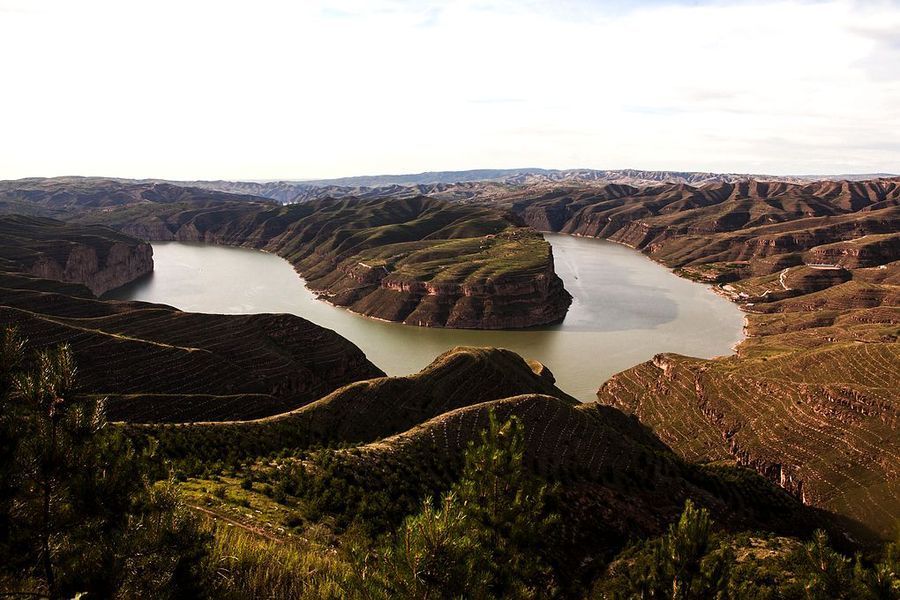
[541,230,749,358]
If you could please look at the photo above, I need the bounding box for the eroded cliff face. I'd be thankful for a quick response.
[0,215,154,297]
[300,248,571,329]
[29,241,153,296]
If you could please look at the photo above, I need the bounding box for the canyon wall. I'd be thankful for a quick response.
[0,214,153,296]
[28,240,153,296]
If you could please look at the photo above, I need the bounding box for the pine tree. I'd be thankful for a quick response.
[594,500,731,599]
[663,500,730,599]
[454,410,560,598]
[0,330,209,598]
[0,327,26,567]
[14,344,100,595]
[798,529,855,599]
[358,411,561,599]
[854,535,899,600]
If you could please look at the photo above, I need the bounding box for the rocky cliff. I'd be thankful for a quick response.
[0,214,153,296]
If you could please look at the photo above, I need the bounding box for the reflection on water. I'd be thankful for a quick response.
[106,234,745,401]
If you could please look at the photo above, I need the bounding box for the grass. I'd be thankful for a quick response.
[200,518,356,600]
[180,475,303,537]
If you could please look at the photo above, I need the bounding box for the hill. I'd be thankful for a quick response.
[0,179,572,329]
[141,347,577,449]
[0,176,273,217]
[479,178,899,539]
[0,214,153,296]
[135,347,863,550]
[0,218,384,421]
[341,393,854,542]
[0,280,383,420]
[175,169,898,204]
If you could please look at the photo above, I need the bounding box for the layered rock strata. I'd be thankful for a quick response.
[0,214,153,296]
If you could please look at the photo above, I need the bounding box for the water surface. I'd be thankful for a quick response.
[107,234,745,401]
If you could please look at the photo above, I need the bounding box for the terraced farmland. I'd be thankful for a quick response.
[138,347,577,459]
[416,175,900,539]
[0,218,385,421]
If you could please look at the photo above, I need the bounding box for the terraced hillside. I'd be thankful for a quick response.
[498,179,900,539]
[0,178,572,329]
[140,347,854,549]
[0,218,384,421]
[144,347,577,450]
[0,214,153,295]
[0,277,383,420]
[340,393,850,542]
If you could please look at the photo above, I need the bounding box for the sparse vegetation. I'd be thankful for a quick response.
[0,328,208,598]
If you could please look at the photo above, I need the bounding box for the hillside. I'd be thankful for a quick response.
[0,218,384,420]
[483,178,900,539]
[0,179,572,329]
[0,214,153,296]
[341,393,852,541]
[136,347,859,548]
[141,347,576,449]
[0,279,384,420]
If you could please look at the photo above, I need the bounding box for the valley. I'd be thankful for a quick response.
[4,0,898,594]
[0,172,897,598]
[107,234,744,401]
[1,178,572,329]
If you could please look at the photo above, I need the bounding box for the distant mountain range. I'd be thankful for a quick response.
[169,168,898,204]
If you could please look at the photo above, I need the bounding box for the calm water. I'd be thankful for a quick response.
[106,234,745,401]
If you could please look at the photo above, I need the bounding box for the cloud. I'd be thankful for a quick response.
[0,0,897,179]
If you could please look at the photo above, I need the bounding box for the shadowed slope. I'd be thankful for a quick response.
[144,347,576,453]
[0,280,384,421]
[0,216,385,421]
[0,214,153,295]
[324,392,867,544]
[141,348,865,546]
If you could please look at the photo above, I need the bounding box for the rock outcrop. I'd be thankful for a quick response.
[0,215,153,296]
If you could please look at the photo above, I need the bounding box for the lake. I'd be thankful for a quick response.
[106,234,745,401]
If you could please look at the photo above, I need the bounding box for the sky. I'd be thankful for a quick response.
[1,0,898,180]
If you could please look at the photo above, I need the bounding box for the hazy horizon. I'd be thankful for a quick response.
[2,0,898,180]
[4,166,898,185]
